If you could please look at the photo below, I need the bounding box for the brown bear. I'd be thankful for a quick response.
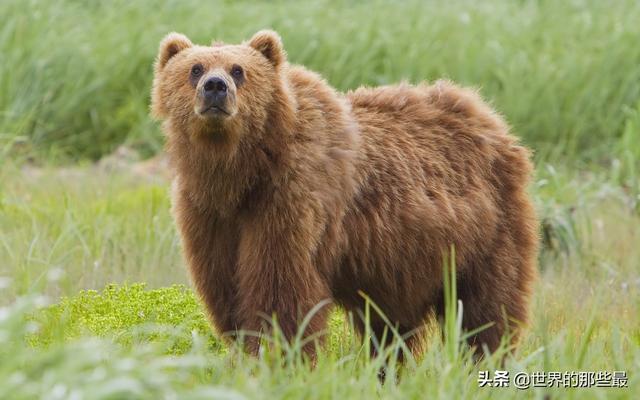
[151,30,539,360]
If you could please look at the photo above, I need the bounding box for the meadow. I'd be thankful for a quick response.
[1,0,639,398]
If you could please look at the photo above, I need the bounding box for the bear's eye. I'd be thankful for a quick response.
[191,64,203,77]
[231,65,244,79]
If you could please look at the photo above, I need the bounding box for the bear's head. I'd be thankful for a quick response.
[151,30,289,139]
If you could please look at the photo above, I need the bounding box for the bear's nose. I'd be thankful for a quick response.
[203,77,227,95]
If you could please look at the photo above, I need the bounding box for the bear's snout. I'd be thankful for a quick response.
[204,77,227,100]
[195,75,234,118]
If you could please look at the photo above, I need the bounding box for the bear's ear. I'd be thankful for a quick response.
[156,32,193,70]
[248,30,286,68]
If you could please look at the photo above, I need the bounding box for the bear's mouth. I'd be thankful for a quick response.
[198,105,231,117]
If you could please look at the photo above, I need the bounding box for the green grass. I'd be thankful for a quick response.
[26,283,352,357]
[1,0,640,162]
[26,284,218,353]
[0,163,183,300]
[1,162,638,399]
[2,0,640,398]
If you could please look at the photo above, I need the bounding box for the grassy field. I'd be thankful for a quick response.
[2,163,638,398]
[2,0,640,162]
[1,0,639,398]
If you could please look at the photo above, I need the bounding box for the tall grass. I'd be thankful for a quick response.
[1,0,639,161]
[3,227,637,398]
[0,163,183,301]
[2,161,639,397]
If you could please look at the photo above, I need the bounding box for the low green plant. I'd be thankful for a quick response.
[27,284,220,353]
[27,283,353,357]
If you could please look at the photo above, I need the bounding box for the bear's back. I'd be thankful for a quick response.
[345,80,531,201]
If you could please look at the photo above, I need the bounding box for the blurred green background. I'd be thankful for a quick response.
[2,0,640,164]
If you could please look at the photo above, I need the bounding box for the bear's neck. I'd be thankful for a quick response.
[167,84,297,216]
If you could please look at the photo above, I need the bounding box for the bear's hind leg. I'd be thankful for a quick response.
[454,248,535,357]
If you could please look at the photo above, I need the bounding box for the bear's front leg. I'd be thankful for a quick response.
[173,190,241,337]
[234,206,331,360]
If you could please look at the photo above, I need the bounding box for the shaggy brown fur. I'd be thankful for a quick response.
[151,30,539,360]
